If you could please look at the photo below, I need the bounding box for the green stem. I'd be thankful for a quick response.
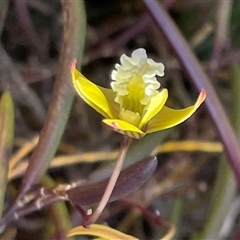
[199,160,235,239]
[170,198,183,240]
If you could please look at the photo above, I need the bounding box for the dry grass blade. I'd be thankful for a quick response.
[9,136,38,173]
[8,140,222,181]
[161,223,176,240]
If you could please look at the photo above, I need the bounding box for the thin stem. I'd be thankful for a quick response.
[83,136,131,227]
[121,198,176,239]
[14,195,61,221]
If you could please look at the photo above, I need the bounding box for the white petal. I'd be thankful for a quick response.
[131,48,147,60]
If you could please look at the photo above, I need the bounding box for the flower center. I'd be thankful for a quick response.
[119,109,141,127]
[110,48,165,126]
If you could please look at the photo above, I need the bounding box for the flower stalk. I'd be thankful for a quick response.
[83,136,131,227]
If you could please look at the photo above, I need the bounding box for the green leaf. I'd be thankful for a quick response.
[0,92,14,217]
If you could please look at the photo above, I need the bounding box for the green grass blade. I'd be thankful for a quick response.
[0,92,14,217]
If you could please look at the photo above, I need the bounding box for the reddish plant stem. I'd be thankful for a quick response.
[83,136,131,227]
[121,198,173,233]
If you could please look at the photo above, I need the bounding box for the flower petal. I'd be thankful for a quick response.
[72,67,115,119]
[146,90,206,133]
[103,119,146,139]
[71,60,80,80]
[98,86,119,117]
[139,89,168,129]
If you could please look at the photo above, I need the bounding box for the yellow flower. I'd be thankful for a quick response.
[72,48,206,139]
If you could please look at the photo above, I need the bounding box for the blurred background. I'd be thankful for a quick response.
[1,0,240,239]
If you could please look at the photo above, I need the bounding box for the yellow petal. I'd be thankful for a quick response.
[72,67,115,119]
[139,89,168,129]
[146,90,206,133]
[67,224,138,240]
[99,86,119,117]
[103,119,146,139]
